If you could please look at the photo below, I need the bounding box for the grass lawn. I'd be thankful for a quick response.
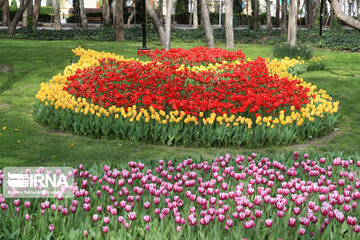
[0,39,359,168]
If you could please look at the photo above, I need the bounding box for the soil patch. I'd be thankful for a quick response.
[285,129,342,151]
[0,65,13,73]
[0,104,10,109]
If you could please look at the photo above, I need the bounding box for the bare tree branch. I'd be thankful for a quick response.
[145,0,166,46]
[329,0,360,30]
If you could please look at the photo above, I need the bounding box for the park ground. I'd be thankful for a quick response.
[0,39,359,168]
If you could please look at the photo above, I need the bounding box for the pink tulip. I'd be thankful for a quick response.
[265,219,273,228]
[124,222,130,229]
[14,199,20,207]
[299,228,305,236]
[83,203,90,211]
[144,215,150,222]
[128,212,136,221]
[347,216,357,226]
[92,214,99,222]
[111,208,117,215]
[118,216,125,223]
[103,217,110,224]
[144,202,150,209]
[255,210,262,218]
[48,224,55,232]
[288,218,296,227]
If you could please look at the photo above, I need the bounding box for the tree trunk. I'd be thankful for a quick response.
[23,0,33,28]
[103,0,110,24]
[0,0,4,9]
[288,0,297,47]
[357,0,360,20]
[348,0,352,16]
[253,0,259,28]
[193,0,198,29]
[164,0,174,50]
[266,0,272,28]
[52,0,61,30]
[201,0,215,47]
[127,0,135,27]
[2,0,10,27]
[156,0,163,25]
[8,0,32,35]
[27,0,33,16]
[189,10,193,25]
[329,8,334,26]
[115,0,124,41]
[225,0,234,48]
[22,6,28,28]
[79,0,88,28]
[307,0,316,28]
[306,0,310,28]
[33,0,41,29]
[329,0,360,29]
[112,0,116,26]
[275,0,280,26]
[127,8,135,27]
[314,0,321,25]
[146,0,166,46]
[22,0,33,28]
[108,0,113,19]
[172,0,176,27]
[281,0,287,34]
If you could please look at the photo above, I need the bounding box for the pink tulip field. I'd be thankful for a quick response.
[1,152,360,239]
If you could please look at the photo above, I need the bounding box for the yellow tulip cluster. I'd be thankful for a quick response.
[36,47,339,130]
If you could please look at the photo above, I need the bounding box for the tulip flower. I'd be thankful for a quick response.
[144,215,150,222]
[48,224,55,232]
[265,219,273,228]
[298,228,305,236]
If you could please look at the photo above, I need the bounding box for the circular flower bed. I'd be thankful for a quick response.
[1,153,360,239]
[34,47,339,147]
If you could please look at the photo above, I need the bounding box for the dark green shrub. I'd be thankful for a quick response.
[0,7,52,23]
[330,16,343,31]
[273,42,313,60]
[0,27,359,52]
[26,15,34,29]
[40,6,53,15]
[175,12,191,24]
[66,12,142,24]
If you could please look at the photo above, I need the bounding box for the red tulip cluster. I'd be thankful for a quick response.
[138,46,245,66]
[64,47,310,117]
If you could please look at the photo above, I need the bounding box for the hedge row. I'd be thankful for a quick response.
[0,6,54,23]
[0,27,359,52]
